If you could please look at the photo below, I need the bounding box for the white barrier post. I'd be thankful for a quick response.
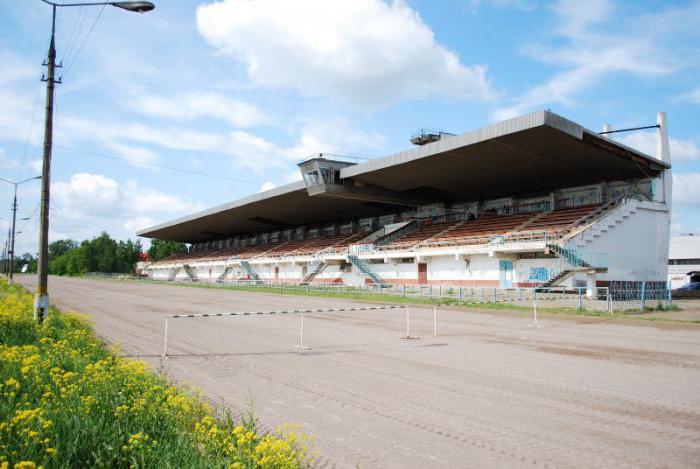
[529,290,545,328]
[433,305,437,337]
[162,317,169,358]
[401,306,420,339]
[164,305,405,351]
[405,307,410,338]
[532,294,538,326]
[296,312,310,351]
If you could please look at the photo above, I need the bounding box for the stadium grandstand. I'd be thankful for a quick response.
[137,110,672,294]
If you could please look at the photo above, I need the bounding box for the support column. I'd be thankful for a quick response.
[656,112,672,207]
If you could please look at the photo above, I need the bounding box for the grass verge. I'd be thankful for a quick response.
[135,280,613,314]
[0,279,313,468]
[113,278,692,323]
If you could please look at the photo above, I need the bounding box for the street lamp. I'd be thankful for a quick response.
[35,0,155,323]
[0,176,41,283]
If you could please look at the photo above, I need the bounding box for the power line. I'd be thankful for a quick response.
[54,145,258,184]
[59,5,89,66]
[61,5,107,79]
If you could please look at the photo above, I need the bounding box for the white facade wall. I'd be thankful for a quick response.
[427,255,499,285]
[570,201,669,283]
[365,262,418,283]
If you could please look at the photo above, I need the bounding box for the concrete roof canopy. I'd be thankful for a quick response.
[137,110,669,243]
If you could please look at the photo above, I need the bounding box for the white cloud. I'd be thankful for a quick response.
[492,0,698,120]
[29,159,42,173]
[196,0,498,107]
[614,131,700,162]
[259,181,277,192]
[50,173,205,242]
[133,91,266,128]
[57,112,384,174]
[0,49,42,143]
[105,142,159,168]
[0,148,21,170]
[0,147,45,175]
[284,171,303,184]
[679,86,700,105]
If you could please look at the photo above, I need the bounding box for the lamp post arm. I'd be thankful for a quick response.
[41,1,119,6]
[40,1,155,10]
[18,176,42,185]
[0,177,17,186]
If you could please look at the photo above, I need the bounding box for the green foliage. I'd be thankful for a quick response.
[0,279,313,468]
[48,240,78,259]
[48,232,143,276]
[147,239,188,262]
[19,253,38,273]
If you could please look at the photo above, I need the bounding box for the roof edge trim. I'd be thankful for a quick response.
[136,180,307,238]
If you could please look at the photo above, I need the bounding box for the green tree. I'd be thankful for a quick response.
[47,232,145,276]
[15,253,37,273]
[48,239,78,260]
[147,239,187,262]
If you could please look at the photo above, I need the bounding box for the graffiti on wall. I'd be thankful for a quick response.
[529,267,549,281]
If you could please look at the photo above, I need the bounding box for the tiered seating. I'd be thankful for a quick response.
[153,231,369,265]
[157,251,199,263]
[518,204,601,234]
[424,213,533,245]
[382,220,461,250]
[385,204,604,249]
[151,204,606,263]
[270,232,367,256]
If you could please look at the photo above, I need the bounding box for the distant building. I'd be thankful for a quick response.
[668,235,700,288]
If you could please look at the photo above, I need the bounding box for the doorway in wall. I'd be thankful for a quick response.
[499,260,513,288]
[418,263,427,284]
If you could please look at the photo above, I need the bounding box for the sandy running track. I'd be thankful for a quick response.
[15,275,700,468]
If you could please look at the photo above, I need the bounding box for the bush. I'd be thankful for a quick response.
[0,279,313,468]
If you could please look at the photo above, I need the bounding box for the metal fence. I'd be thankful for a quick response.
[84,273,674,313]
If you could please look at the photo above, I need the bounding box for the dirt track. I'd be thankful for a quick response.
[16,275,700,468]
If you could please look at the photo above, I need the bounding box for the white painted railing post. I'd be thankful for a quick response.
[532,291,538,326]
[295,311,311,351]
[433,305,437,337]
[162,317,169,358]
[406,306,410,338]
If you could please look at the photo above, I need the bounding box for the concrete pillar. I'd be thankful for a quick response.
[586,271,597,299]
[656,112,672,208]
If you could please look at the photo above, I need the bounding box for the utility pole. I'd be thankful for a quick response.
[34,1,155,323]
[2,233,7,276]
[4,228,11,276]
[0,177,41,282]
[35,4,58,323]
[9,191,17,281]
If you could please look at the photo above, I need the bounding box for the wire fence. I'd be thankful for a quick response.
[89,273,674,314]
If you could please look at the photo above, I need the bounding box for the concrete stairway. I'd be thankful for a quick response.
[302,261,328,284]
[567,200,638,248]
[240,260,260,281]
[347,255,386,286]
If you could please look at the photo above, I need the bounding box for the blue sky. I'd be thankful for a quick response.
[0,0,698,254]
